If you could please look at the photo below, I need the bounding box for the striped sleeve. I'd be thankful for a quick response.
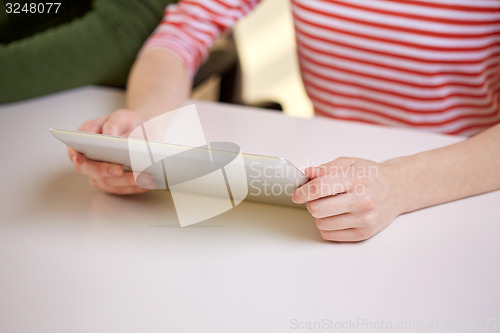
[142,0,260,78]
[292,0,500,136]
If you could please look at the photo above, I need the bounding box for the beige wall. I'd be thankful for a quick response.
[233,0,313,117]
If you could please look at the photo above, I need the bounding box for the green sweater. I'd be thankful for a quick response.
[0,0,175,104]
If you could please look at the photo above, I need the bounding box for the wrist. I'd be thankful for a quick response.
[126,49,191,121]
[383,155,417,215]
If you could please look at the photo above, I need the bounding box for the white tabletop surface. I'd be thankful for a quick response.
[0,87,499,333]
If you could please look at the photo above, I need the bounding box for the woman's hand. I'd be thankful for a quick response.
[67,109,152,195]
[292,157,405,242]
[64,48,191,195]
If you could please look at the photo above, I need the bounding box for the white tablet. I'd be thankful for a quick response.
[50,129,309,207]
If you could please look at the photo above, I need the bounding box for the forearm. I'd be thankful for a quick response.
[125,0,262,118]
[126,48,191,119]
[390,123,500,213]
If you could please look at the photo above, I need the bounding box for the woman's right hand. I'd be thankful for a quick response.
[67,109,153,195]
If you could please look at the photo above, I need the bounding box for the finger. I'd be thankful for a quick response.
[67,146,78,162]
[320,228,374,242]
[315,213,360,231]
[89,178,150,195]
[319,157,357,170]
[99,172,155,189]
[74,155,124,178]
[77,116,109,133]
[102,109,140,137]
[135,172,158,189]
[114,185,151,195]
[69,150,86,169]
[304,166,323,179]
[102,114,125,136]
[98,172,138,187]
[292,174,350,204]
[305,157,358,179]
[305,193,354,218]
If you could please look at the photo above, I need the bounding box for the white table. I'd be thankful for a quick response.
[0,87,499,333]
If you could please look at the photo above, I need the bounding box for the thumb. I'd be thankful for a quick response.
[101,109,133,136]
[102,119,121,136]
[304,166,325,179]
[77,116,109,134]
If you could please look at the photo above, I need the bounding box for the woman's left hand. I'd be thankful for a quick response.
[292,157,405,242]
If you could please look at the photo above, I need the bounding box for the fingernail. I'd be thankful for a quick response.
[145,175,156,188]
[109,165,122,176]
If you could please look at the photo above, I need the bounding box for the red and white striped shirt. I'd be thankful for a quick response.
[143,0,500,136]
